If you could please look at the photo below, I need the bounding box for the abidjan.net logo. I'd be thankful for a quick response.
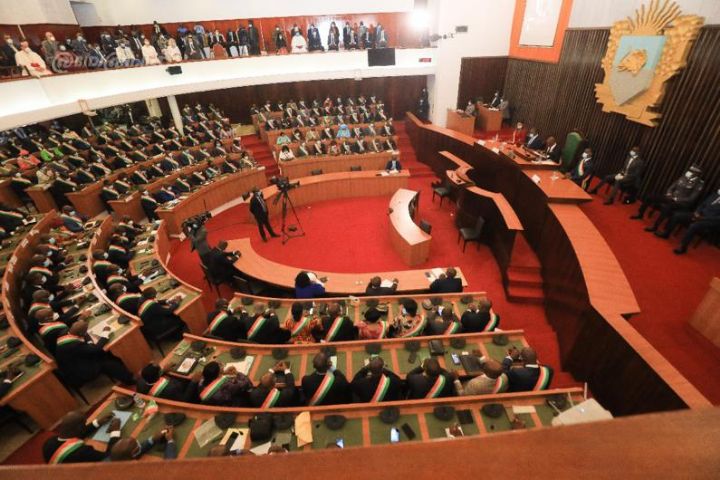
[52,52,152,73]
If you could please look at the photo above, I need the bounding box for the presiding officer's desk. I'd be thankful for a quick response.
[229,237,467,295]
[388,188,431,266]
[0,211,78,428]
[279,151,396,179]
[88,386,584,457]
[163,329,525,387]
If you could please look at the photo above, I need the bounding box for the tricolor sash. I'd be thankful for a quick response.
[56,334,82,347]
[483,312,499,332]
[324,316,345,341]
[261,388,281,408]
[106,274,126,285]
[208,311,229,333]
[492,374,508,394]
[60,214,81,226]
[426,375,447,398]
[49,438,85,464]
[39,322,67,337]
[117,293,141,306]
[149,377,170,397]
[0,210,24,219]
[247,315,268,340]
[29,266,52,277]
[29,302,51,315]
[377,320,388,339]
[289,316,311,338]
[370,375,391,402]
[108,245,126,254]
[93,260,113,270]
[533,366,552,391]
[308,374,335,406]
[138,299,157,317]
[200,375,230,401]
[444,321,460,335]
[402,316,427,338]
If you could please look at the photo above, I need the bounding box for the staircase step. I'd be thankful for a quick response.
[506,284,545,304]
[507,269,544,288]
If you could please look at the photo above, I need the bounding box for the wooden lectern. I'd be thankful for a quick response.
[476,105,503,132]
[446,109,475,137]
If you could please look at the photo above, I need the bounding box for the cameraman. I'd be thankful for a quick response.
[249,186,279,242]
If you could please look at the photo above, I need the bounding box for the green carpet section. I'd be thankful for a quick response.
[483,339,524,363]
[351,349,393,375]
[424,411,480,439]
[311,418,364,450]
[138,412,196,458]
[479,407,512,433]
[368,414,420,445]
[395,347,429,374]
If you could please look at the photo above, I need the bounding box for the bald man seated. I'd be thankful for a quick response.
[450,356,509,395]
[301,353,352,406]
[248,362,298,408]
[43,411,120,464]
[109,427,177,461]
[350,357,402,403]
[502,347,554,392]
[405,358,455,399]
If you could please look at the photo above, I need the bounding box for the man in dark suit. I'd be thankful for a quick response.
[542,136,561,164]
[206,298,246,341]
[590,146,645,205]
[502,347,554,392]
[406,358,455,399]
[365,276,398,296]
[385,157,402,172]
[242,303,289,344]
[249,187,279,242]
[351,357,402,402]
[460,298,499,332]
[315,303,357,342]
[660,189,720,254]
[43,411,121,464]
[301,353,351,405]
[204,240,244,285]
[249,363,298,408]
[136,363,199,401]
[54,320,135,387]
[138,288,187,340]
[429,267,463,293]
[567,147,594,189]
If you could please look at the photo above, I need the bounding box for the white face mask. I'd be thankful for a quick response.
[49,294,55,301]
[49,238,56,244]
[53,313,60,321]
[630,151,638,157]
[44,259,51,267]
[103,253,109,259]
[685,171,694,179]
[582,153,590,159]
[517,124,523,129]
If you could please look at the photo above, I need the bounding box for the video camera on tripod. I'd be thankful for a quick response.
[182,211,212,236]
[270,175,300,204]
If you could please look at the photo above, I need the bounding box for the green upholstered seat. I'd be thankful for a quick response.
[561,131,584,172]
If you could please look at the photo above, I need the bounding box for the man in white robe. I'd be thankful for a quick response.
[14,41,52,77]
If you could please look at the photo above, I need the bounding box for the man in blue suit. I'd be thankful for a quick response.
[502,347,553,392]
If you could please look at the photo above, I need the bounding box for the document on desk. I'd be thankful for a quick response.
[194,418,224,448]
[225,355,255,376]
[91,410,132,443]
[250,441,272,455]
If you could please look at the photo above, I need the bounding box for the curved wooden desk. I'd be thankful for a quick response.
[388,189,430,266]
[404,112,710,414]
[228,237,467,295]
[280,150,394,179]
[86,385,583,458]
[0,212,77,428]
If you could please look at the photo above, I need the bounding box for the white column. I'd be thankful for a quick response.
[145,98,162,118]
[166,95,184,135]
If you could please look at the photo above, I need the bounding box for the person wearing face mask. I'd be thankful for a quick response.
[109,427,177,461]
[664,188,720,254]
[631,165,704,233]
[71,32,90,56]
[247,20,260,55]
[14,40,52,77]
[590,146,646,205]
[1,35,19,67]
[41,32,60,66]
[141,38,161,65]
[274,25,288,54]
[566,147,595,189]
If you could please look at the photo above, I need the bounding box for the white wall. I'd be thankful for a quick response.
[73,0,414,26]
[569,0,720,28]
[425,0,515,126]
[0,0,77,24]
[0,48,435,130]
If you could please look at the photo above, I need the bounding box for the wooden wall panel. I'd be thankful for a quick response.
[457,56,508,109]
[0,24,80,49]
[159,75,427,124]
[502,27,720,197]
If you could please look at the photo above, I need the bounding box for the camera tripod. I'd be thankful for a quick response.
[274,188,305,245]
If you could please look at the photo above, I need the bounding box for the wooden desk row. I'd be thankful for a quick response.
[0,212,77,428]
[163,330,525,387]
[87,386,583,458]
[279,151,395,179]
[388,189,430,266]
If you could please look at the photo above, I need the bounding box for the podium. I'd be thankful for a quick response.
[476,104,503,132]
[446,109,475,137]
[689,277,720,347]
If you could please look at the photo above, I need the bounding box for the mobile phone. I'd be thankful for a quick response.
[390,427,400,443]
[400,423,416,440]
[451,353,461,365]
[335,438,344,449]
[226,431,239,446]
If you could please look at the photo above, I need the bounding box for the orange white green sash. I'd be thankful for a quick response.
[261,388,281,408]
[117,293,141,306]
[247,316,267,340]
[29,266,52,277]
[39,322,67,337]
[200,376,230,402]
[402,316,426,338]
[324,316,345,341]
[0,210,23,219]
[492,374,508,393]
[444,321,460,335]
[49,438,85,464]
[377,320,388,339]
[483,312,499,332]
[106,274,126,285]
[426,375,447,398]
[208,311,229,333]
[29,302,51,315]
[94,260,113,269]
[149,377,170,397]
[308,373,335,406]
[108,245,126,255]
[60,214,82,225]
[289,316,311,338]
[533,366,552,391]
[56,334,82,347]
[139,299,156,316]
[370,375,391,402]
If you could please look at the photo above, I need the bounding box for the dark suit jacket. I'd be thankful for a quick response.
[206,308,246,341]
[136,375,198,402]
[405,368,455,399]
[315,314,357,342]
[241,313,289,344]
[55,336,111,385]
[248,375,298,407]
[460,310,492,332]
[618,156,646,188]
[502,357,554,392]
[301,371,352,405]
[385,159,402,171]
[139,300,185,337]
[351,368,402,402]
[42,423,109,463]
[249,193,269,221]
[429,277,463,293]
[365,283,397,296]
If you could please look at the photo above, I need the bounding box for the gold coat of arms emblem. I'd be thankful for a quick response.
[595,0,704,126]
